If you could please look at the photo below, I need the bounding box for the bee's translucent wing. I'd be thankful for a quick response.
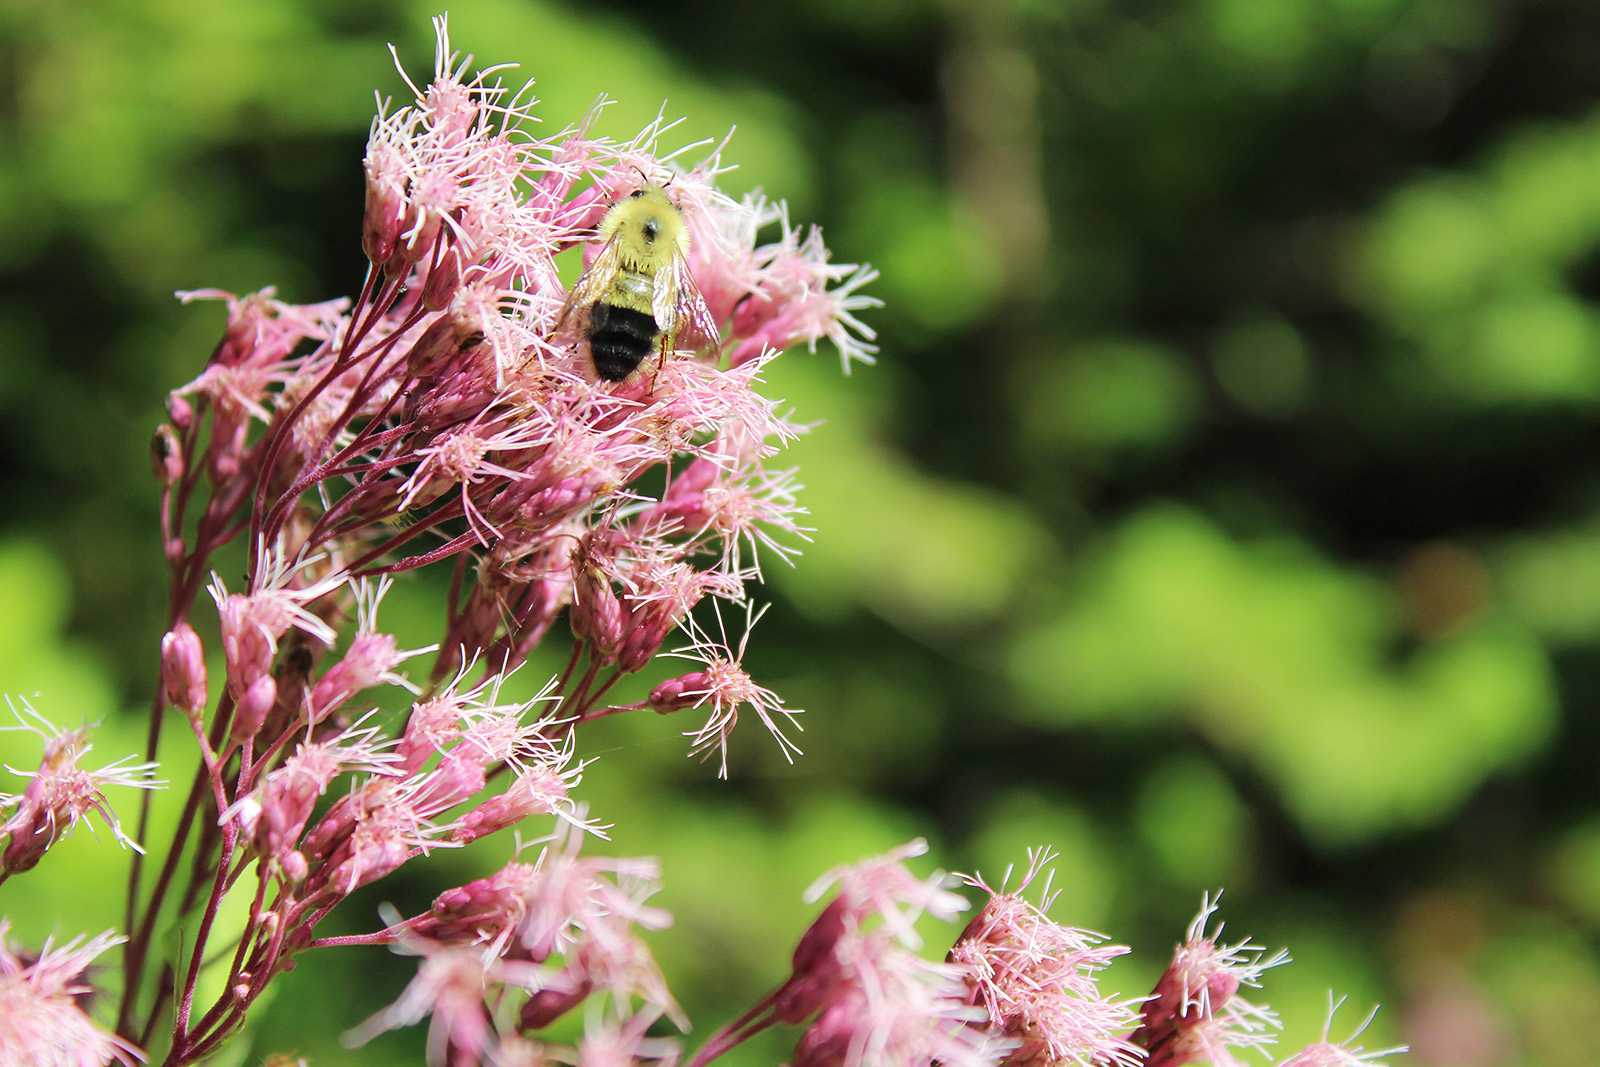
[655,253,721,353]
[554,235,623,337]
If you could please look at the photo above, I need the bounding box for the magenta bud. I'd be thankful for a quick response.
[309,632,399,724]
[361,178,405,266]
[422,244,464,312]
[570,569,625,661]
[164,538,186,563]
[519,978,592,1031]
[2,814,51,875]
[617,607,675,674]
[160,622,208,713]
[386,212,442,277]
[647,672,710,712]
[792,897,847,975]
[404,312,483,379]
[232,674,277,745]
[166,393,194,430]
[151,425,184,485]
[280,850,308,882]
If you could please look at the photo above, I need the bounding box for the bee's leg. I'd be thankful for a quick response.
[650,333,672,393]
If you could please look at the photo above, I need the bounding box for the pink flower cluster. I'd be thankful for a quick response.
[0,15,1409,1067]
[1,14,873,1062]
[0,698,162,878]
[662,843,1407,1067]
[0,922,143,1066]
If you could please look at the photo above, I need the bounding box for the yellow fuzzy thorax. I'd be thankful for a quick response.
[597,184,691,274]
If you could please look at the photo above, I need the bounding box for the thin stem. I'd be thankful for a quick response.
[685,992,780,1067]
[174,824,237,1042]
[121,765,208,1028]
[576,669,624,716]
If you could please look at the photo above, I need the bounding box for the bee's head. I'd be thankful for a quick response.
[600,181,689,265]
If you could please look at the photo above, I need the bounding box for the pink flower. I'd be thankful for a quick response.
[776,841,969,1028]
[1131,891,1289,1067]
[790,931,1006,1067]
[1276,997,1406,1067]
[306,577,436,722]
[207,554,343,738]
[313,771,463,895]
[399,413,550,544]
[175,287,346,370]
[570,1008,681,1067]
[949,848,1144,1067]
[805,839,968,945]
[658,602,803,779]
[643,458,811,579]
[0,922,145,1065]
[395,655,539,773]
[225,712,399,867]
[453,735,604,843]
[421,860,548,959]
[1,698,163,874]
[516,824,680,1024]
[727,223,882,372]
[159,622,208,713]
[343,934,546,1066]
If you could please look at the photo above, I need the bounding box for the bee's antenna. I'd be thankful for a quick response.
[632,163,650,188]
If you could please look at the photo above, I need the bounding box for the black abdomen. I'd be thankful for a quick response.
[586,303,657,381]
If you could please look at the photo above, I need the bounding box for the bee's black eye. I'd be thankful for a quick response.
[629,189,646,199]
[642,218,659,242]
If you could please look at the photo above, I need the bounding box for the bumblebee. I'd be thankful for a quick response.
[556,183,719,381]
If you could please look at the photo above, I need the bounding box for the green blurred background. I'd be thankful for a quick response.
[3,0,1599,1063]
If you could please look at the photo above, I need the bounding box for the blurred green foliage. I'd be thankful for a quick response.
[3,1,1600,1064]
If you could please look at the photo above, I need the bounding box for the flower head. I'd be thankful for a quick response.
[344,933,546,1066]
[950,848,1144,1067]
[1132,891,1289,1067]
[805,839,967,946]
[789,930,1005,1067]
[0,922,145,1065]
[1,698,163,873]
[657,602,803,778]
[1276,997,1407,1067]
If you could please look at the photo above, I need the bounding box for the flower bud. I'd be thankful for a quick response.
[361,171,406,267]
[775,898,848,1024]
[308,632,400,724]
[151,425,184,485]
[570,569,625,661]
[647,672,710,712]
[791,994,865,1067]
[405,312,484,379]
[166,393,194,430]
[232,674,277,746]
[617,605,676,673]
[397,696,463,774]
[422,243,464,312]
[160,622,208,713]
[417,752,486,812]
[386,210,442,278]
[208,408,250,482]
[519,977,592,1031]
[280,850,308,883]
[792,896,848,976]
[2,803,54,875]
